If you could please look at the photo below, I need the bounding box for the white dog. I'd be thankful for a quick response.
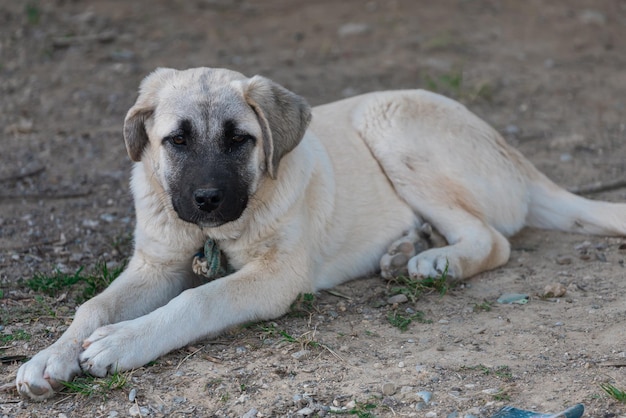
[16,67,626,400]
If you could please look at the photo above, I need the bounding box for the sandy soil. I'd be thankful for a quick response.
[1,0,626,417]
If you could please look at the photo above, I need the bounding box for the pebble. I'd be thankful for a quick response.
[504,124,519,135]
[297,407,314,415]
[242,408,258,418]
[291,349,311,360]
[543,283,566,298]
[382,382,396,396]
[387,294,408,304]
[128,388,137,402]
[579,9,606,25]
[128,405,149,416]
[337,23,371,37]
[481,388,500,395]
[555,255,572,265]
[416,391,432,403]
[59,414,68,418]
[108,412,119,418]
[425,412,437,418]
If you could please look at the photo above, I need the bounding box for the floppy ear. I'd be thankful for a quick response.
[242,76,312,179]
[124,68,177,162]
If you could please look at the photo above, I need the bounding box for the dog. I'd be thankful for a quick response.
[16,67,626,400]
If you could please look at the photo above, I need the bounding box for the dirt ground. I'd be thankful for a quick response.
[1,0,626,417]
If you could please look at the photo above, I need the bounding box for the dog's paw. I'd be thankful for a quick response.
[16,345,82,401]
[79,322,150,377]
[380,222,445,280]
[407,250,458,281]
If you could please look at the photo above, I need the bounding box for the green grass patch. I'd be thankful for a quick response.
[25,2,41,25]
[387,310,431,332]
[0,329,31,344]
[25,261,125,303]
[59,371,128,398]
[329,401,378,417]
[387,264,450,303]
[461,364,514,382]
[289,292,318,316]
[473,301,492,312]
[424,70,494,102]
[601,383,626,403]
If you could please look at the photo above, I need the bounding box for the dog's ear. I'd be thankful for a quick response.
[242,76,312,179]
[124,68,176,162]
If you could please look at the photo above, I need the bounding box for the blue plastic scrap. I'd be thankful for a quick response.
[491,403,584,418]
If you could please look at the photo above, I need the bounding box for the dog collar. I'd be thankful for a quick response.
[191,238,233,280]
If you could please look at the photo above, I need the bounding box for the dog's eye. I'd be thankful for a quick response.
[168,135,187,146]
[231,134,247,143]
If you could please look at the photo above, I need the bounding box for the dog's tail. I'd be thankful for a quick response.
[526,170,626,236]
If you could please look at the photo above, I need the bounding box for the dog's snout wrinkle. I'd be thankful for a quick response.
[193,188,224,212]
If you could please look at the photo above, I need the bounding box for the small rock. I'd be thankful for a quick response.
[504,124,519,135]
[82,219,99,228]
[416,391,432,403]
[291,350,311,360]
[242,408,258,418]
[236,346,247,354]
[425,412,437,418]
[398,361,405,368]
[481,388,500,395]
[108,411,119,418]
[345,400,356,409]
[59,414,68,418]
[128,388,137,402]
[297,407,314,416]
[555,255,572,265]
[129,405,149,417]
[382,382,396,396]
[69,252,83,262]
[579,9,606,25]
[543,283,566,298]
[387,294,408,304]
[400,385,413,394]
[447,412,459,418]
[128,404,141,417]
[337,23,371,37]
[466,407,481,416]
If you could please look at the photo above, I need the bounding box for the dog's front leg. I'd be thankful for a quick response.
[15,255,197,400]
[78,260,310,377]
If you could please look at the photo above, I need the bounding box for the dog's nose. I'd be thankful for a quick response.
[193,188,224,212]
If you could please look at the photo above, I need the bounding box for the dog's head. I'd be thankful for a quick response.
[124,67,311,228]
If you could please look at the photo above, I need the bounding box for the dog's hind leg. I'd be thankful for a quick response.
[405,213,511,281]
